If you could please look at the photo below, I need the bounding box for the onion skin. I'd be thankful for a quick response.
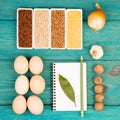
[88,3,106,31]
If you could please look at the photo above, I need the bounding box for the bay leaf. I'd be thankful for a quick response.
[59,74,76,106]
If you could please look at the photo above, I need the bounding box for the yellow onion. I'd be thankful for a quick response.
[88,3,106,31]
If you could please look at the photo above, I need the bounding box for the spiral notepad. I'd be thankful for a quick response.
[52,63,87,111]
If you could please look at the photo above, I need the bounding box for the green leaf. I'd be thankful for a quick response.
[59,74,76,106]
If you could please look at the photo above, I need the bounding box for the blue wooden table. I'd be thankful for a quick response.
[0,0,120,119]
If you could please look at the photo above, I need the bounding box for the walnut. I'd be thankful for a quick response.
[94,102,104,111]
[94,76,103,84]
[95,94,104,102]
[90,45,104,59]
[94,64,104,74]
[94,85,104,93]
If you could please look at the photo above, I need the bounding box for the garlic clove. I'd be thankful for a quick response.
[90,45,104,59]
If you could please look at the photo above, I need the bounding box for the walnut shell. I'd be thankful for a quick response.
[95,94,104,102]
[94,64,104,74]
[94,102,104,111]
[94,76,103,84]
[94,85,104,93]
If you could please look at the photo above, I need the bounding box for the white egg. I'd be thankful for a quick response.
[29,56,43,74]
[12,95,27,114]
[30,75,45,94]
[14,56,28,74]
[27,95,44,115]
[15,75,29,95]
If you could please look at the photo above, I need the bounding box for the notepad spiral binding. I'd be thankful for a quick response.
[52,63,56,110]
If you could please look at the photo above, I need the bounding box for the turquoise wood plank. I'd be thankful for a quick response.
[0,0,120,20]
[0,106,120,120]
[0,60,120,106]
[0,0,119,119]
[0,21,120,60]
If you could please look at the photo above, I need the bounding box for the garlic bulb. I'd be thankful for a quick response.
[90,45,104,59]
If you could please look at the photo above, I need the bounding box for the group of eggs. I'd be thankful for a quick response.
[12,56,45,115]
